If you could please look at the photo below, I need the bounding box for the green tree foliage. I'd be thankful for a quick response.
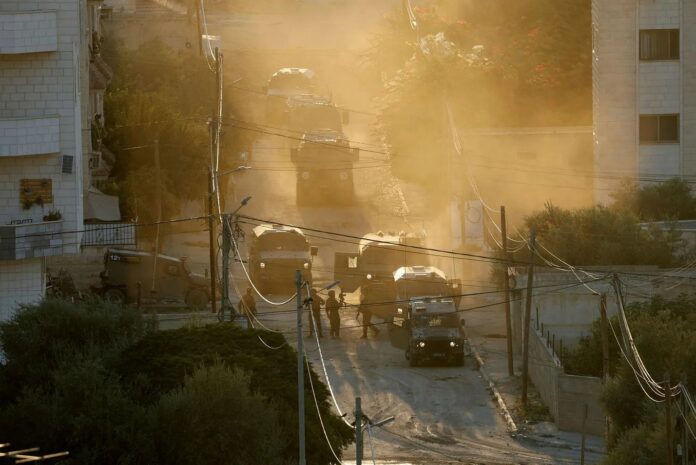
[522,203,689,266]
[116,324,353,465]
[367,0,591,180]
[0,300,352,464]
[612,178,696,221]
[101,39,253,221]
[559,295,696,463]
[155,364,285,465]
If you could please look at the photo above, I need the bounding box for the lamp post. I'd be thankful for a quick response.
[220,196,252,321]
[297,278,341,465]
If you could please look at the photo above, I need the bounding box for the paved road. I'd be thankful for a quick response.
[162,4,600,464]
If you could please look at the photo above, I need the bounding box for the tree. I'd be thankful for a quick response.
[612,178,696,221]
[521,203,689,267]
[0,300,352,464]
[101,38,254,222]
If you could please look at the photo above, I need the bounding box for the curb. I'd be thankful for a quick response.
[471,347,518,434]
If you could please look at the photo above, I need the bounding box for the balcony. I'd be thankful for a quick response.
[0,11,57,54]
[0,220,64,261]
[0,117,60,157]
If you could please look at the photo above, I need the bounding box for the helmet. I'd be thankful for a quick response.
[328,290,336,297]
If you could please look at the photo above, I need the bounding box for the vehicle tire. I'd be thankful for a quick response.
[185,287,209,311]
[409,354,419,367]
[454,354,465,367]
[103,288,126,305]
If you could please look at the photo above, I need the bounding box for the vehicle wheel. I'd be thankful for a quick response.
[103,288,126,305]
[454,354,465,367]
[185,288,209,311]
[409,354,419,367]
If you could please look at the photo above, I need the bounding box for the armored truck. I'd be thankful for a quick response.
[291,129,359,205]
[334,231,427,319]
[265,68,318,123]
[284,94,348,135]
[391,297,466,367]
[248,224,317,293]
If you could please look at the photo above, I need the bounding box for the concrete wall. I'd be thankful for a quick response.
[0,0,89,318]
[593,0,696,201]
[557,374,604,434]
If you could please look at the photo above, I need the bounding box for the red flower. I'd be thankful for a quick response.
[534,63,547,73]
[528,27,540,38]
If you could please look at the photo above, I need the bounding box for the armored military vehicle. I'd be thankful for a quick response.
[334,231,427,319]
[391,297,466,367]
[265,68,318,123]
[291,129,359,205]
[92,248,210,310]
[284,94,348,135]
[248,224,317,294]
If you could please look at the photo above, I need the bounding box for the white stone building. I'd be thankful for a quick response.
[593,0,696,203]
[0,0,103,318]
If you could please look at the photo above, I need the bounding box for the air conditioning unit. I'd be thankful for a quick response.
[61,155,74,174]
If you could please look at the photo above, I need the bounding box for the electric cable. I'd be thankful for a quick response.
[304,352,347,465]
[228,217,297,306]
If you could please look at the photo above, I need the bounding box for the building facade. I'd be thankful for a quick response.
[0,0,100,318]
[593,0,696,203]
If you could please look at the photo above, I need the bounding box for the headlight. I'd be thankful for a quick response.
[260,262,266,269]
[339,171,348,181]
[397,308,403,314]
[366,273,372,280]
[449,341,457,348]
[452,283,459,288]
[303,262,309,269]
[301,171,310,180]
[418,341,425,348]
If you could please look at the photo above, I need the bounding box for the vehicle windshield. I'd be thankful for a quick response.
[258,233,308,251]
[292,106,342,132]
[398,279,450,299]
[412,313,459,328]
[269,73,313,92]
[299,142,351,160]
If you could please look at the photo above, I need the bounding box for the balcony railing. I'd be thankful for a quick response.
[0,220,64,260]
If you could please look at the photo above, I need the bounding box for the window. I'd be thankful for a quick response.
[640,29,679,60]
[639,114,680,143]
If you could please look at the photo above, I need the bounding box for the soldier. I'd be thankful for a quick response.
[308,288,324,338]
[325,290,341,339]
[357,301,380,339]
[240,287,257,316]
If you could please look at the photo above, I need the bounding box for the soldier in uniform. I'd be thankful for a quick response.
[357,300,380,339]
[308,288,324,338]
[325,290,341,339]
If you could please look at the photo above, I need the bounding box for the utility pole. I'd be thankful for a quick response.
[580,403,588,465]
[667,374,674,465]
[521,228,536,409]
[296,270,306,465]
[355,397,363,465]
[600,293,610,443]
[151,138,162,294]
[194,0,203,56]
[208,168,217,314]
[500,206,514,376]
[219,213,231,319]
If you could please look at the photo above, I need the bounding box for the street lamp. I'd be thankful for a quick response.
[297,277,341,465]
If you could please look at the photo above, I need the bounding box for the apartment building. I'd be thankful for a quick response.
[0,0,105,318]
[593,0,696,203]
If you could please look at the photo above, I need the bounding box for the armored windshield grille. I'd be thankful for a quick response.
[61,155,74,174]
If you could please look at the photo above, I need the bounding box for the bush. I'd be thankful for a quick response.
[612,177,696,221]
[0,300,352,465]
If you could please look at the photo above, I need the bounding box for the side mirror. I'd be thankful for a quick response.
[351,147,359,161]
[460,318,466,326]
[310,246,318,257]
[342,110,350,125]
[290,148,298,163]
